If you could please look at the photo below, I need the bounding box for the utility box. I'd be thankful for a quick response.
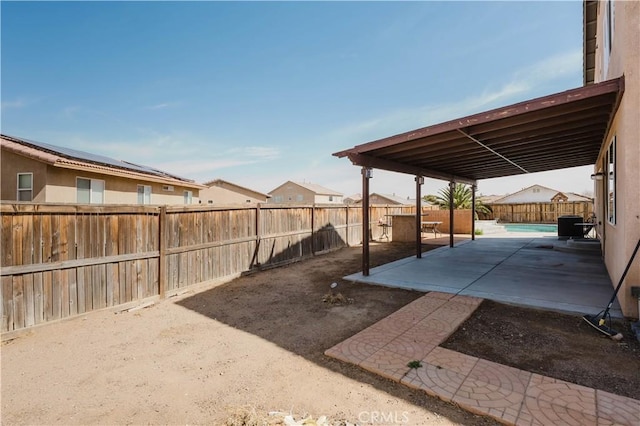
[557,215,583,239]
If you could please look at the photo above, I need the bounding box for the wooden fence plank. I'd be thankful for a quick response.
[106,263,116,307]
[13,275,25,329]
[84,266,93,312]
[43,271,53,321]
[68,269,77,316]
[76,267,85,314]
[2,276,13,331]
[1,215,13,267]
[22,215,33,265]
[60,269,70,318]
[51,215,61,262]
[12,216,23,267]
[33,272,44,324]
[23,274,35,327]
[52,270,62,320]
[118,262,126,304]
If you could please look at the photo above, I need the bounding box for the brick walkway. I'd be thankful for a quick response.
[324,292,640,426]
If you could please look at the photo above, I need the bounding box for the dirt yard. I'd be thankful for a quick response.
[2,240,638,425]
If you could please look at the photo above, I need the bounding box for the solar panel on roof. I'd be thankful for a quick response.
[3,134,192,182]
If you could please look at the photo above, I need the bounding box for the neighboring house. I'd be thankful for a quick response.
[478,195,505,205]
[199,179,270,205]
[355,193,415,205]
[344,193,362,205]
[485,184,594,223]
[585,1,639,317]
[491,185,593,204]
[1,134,203,205]
[268,181,343,204]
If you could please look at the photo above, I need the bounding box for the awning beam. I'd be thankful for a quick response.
[345,152,477,186]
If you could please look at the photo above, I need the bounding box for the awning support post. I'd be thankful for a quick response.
[415,176,424,259]
[362,167,372,276]
[449,181,455,248]
[472,183,477,241]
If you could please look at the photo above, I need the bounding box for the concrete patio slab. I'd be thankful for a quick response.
[344,236,622,317]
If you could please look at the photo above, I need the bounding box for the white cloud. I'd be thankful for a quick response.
[144,102,182,110]
[324,49,588,196]
[1,96,38,110]
[327,49,582,148]
[153,145,281,182]
[227,146,279,160]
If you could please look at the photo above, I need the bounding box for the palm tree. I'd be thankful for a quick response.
[424,183,492,218]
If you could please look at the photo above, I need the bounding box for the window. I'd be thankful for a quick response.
[296,194,304,202]
[183,190,192,204]
[329,196,334,202]
[17,173,33,201]
[137,185,152,205]
[274,195,283,203]
[606,137,616,224]
[77,177,105,204]
[603,0,614,78]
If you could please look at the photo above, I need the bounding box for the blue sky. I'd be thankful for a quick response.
[1,0,593,198]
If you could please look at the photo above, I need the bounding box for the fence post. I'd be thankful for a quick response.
[158,206,167,299]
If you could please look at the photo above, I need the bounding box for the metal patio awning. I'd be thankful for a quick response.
[333,77,624,184]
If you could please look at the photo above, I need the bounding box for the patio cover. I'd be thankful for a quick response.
[333,77,624,184]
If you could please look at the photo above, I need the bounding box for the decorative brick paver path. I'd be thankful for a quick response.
[324,292,640,426]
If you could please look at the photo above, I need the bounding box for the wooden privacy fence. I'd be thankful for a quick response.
[488,201,593,223]
[0,203,412,333]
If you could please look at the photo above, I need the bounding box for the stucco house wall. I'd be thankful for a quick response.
[1,149,48,202]
[591,0,639,318]
[199,180,269,205]
[269,184,314,203]
[268,181,343,204]
[493,185,592,204]
[44,167,200,205]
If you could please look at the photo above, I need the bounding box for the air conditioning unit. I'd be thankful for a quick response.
[162,185,174,192]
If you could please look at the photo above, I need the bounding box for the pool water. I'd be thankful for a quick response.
[503,223,558,233]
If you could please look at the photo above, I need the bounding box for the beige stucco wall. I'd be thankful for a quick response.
[199,185,264,205]
[45,167,200,205]
[268,184,315,203]
[1,150,200,205]
[593,1,639,318]
[368,194,407,205]
[1,149,48,202]
[314,194,343,204]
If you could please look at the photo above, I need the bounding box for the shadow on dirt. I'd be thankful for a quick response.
[175,232,496,425]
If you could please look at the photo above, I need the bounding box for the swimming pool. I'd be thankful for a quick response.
[503,223,558,233]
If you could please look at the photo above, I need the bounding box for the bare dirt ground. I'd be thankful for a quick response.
[2,240,638,425]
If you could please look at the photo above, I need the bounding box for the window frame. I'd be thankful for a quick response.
[76,177,105,204]
[137,184,152,205]
[17,172,33,201]
[602,0,614,78]
[606,136,616,225]
[183,190,193,205]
